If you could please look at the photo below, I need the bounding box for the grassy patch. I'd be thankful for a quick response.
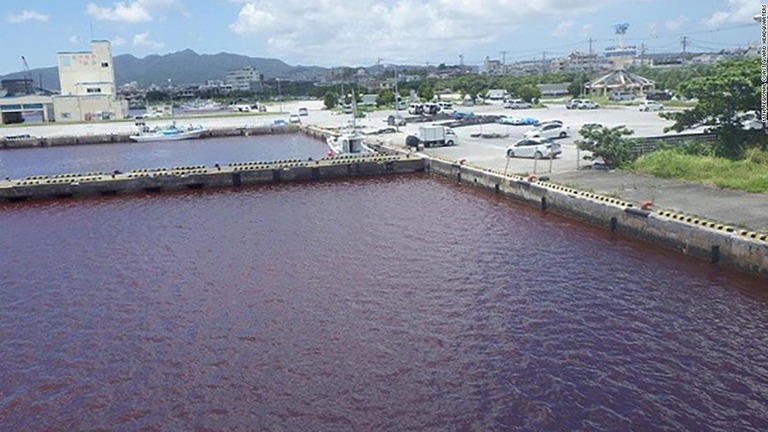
[630,149,768,193]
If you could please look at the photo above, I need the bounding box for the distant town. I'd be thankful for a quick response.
[0,23,759,125]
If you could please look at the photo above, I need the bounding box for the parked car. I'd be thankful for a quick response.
[646,91,673,101]
[273,119,287,127]
[342,104,353,114]
[453,111,475,120]
[578,100,600,109]
[523,122,570,139]
[609,92,636,101]
[498,115,538,126]
[740,111,763,130]
[289,114,301,124]
[387,114,406,126]
[638,101,664,112]
[504,99,532,109]
[437,102,454,112]
[566,99,584,109]
[505,138,561,159]
[422,102,440,115]
[408,103,424,115]
[298,107,308,116]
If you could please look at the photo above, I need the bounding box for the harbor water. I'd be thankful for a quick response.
[1,171,767,431]
[0,134,329,179]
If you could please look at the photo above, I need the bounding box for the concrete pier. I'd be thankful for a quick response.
[0,153,423,203]
[0,124,303,149]
[423,156,768,279]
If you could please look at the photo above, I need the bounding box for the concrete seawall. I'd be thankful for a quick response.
[425,157,768,279]
[0,154,424,203]
[0,124,304,149]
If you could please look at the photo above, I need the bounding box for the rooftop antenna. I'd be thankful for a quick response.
[613,23,629,49]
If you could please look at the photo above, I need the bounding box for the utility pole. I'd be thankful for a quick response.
[500,50,508,65]
[459,54,464,66]
[541,51,547,75]
[681,36,688,54]
[588,38,594,73]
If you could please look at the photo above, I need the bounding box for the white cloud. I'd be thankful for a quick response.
[552,20,574,38]
[6,10,49,24]
[69,35,81,45]
[665,15,688,32]
[86,0,179,23]
[228,0,627,65]
[703,0,758,28]
[113,36,127,47]
[133,32,165,50]
[579,23,595,38]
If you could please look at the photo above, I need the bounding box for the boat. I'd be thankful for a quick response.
[129,121,206,142]
[325,91,374,156]
[326,127,374,156]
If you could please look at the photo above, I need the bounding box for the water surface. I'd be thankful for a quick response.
[1,176,767,431]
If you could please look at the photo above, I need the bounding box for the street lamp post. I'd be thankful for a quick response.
[276,78,282,113]
[393,64,400,132]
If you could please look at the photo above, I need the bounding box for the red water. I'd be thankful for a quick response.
[1,176,767,431]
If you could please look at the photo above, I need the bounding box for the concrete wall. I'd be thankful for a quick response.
[426,157,768,279]
[57,41,115,96]
[0,155,425,203]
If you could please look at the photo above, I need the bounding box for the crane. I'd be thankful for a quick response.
[21,56,33,94]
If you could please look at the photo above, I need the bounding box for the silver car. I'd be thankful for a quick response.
[505,138,561,159]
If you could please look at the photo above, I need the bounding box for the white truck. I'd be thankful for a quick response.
[415,126,457,148]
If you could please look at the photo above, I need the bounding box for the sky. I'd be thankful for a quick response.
[0,0,762,75]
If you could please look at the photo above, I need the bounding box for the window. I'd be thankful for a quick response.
[86,88,102,93]
[101,62,109,68]
[61,113,71,119]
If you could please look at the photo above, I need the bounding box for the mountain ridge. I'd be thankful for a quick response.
[0,50,330,91]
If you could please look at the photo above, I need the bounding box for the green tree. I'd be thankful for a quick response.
[576,125,638,168]
[377,89,395,107]
[323,91,338,110]
[517,84,541,104]
[661,58,766,158]
[568,75,587,98]
[418,84,434,102]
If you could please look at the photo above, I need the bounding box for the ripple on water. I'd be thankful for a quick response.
[1,175,768,431]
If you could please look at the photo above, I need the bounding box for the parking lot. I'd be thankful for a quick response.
[348,100,684,176]
[2,98,684,178]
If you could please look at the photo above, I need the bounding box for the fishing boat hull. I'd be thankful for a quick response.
[129,129,205,143]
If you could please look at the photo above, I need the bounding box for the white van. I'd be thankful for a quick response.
[408,103,423,115]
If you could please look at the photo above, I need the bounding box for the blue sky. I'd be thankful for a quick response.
[0,0,761,75]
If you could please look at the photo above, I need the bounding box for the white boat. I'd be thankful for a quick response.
[326,92,374,156]
[130,122,206,142]
[326,129,374,156]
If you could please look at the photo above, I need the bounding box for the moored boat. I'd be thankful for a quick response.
[130,122,206,142]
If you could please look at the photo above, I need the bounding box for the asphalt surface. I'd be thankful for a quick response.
[2,99,766,232]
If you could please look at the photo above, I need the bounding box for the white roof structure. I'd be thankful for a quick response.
[585,68,654,95]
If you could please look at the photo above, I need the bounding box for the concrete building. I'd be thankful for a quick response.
[57,41,116,96]
[53,40,127,122]
[225,67,262,92]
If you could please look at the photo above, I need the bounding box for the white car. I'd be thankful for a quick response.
[577,100,600,109]
[289,114,301,124]
[298,107,309,116]
[523,122,570,139]
[740,111,763,130]
[504,99,532,109]
[639,101,664,112]
[506,138,561,159]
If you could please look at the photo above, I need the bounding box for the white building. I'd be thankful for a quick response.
[225,67,262,92]
[53,40,127,122]
[57,40,116,96]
